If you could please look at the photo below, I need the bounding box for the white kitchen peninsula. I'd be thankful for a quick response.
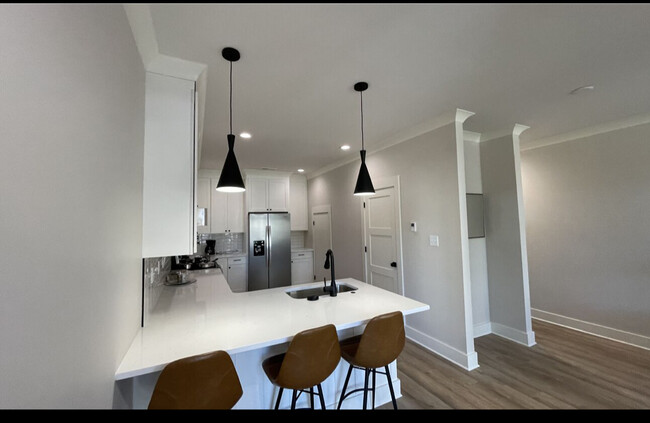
[115,269,429,409]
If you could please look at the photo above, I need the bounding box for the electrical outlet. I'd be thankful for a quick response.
[429,235,439,247]
[410,222,417,232]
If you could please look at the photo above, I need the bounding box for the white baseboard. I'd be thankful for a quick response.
[491,322,536,346]
[473,322,492,338]
[405,325,479,371]
[532,308,650,350]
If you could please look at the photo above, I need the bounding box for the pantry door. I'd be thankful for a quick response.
[363,176,404,295]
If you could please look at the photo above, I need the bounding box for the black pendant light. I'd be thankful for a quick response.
[216,47,245,193]
[353,82,375,196]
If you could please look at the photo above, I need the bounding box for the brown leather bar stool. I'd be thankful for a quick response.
[148,350,243,409]
[337,311,405,410]
[262,324,341,409]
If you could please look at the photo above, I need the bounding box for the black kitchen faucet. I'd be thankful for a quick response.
[324,249,337,297]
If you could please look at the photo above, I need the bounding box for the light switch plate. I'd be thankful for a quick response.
[410,222,417,232]
[429,235,439,247]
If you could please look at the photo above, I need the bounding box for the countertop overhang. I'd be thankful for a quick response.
[115,269,429,381]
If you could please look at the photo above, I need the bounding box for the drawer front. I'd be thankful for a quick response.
[291,251,313,260]
[227,256,247,265]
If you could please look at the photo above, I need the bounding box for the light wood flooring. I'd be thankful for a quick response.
[380,320,650,409]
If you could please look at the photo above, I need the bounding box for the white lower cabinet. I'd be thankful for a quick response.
[291,251,314,285]
[225,256,247,292]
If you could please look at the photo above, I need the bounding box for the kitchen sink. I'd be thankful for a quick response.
[286,282,358,299]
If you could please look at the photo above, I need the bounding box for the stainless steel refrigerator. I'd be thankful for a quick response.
[248,212,292,291]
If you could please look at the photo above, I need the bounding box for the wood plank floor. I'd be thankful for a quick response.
[380,320,650,409]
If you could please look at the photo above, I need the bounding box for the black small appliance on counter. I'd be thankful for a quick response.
[171,255,218,271]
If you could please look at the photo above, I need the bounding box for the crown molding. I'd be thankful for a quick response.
[463,130,482,143]
[521,111,650,151]
[307,108,467,180]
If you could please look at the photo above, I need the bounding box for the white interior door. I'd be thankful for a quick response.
[312,205,332,282]
[363,176,403,295]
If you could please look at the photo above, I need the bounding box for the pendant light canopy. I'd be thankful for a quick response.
[216,47,245,193]
[353,82,375,196]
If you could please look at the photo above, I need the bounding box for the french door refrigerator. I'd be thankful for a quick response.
[248,212,292,291]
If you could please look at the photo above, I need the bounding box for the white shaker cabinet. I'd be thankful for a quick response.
[289,174,308,231]
[291,251,314,285]
[211,188,244,233]
[245,170,290,212]
[142,72,197,258]
[196,177,211,234]
[198,170,245,234]
[226,256,247,292]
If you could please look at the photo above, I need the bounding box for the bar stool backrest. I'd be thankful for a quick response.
[356,311,405,369]
[148,350,243,409]
[276,324,341,390]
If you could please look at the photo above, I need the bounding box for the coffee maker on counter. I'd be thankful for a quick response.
[205,239,216,255]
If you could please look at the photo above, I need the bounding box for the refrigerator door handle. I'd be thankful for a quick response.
[268,224,272,268]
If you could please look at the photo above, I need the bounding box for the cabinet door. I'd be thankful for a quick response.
[291,258,313,285]
[267,178,288,211]
[142,73,196,258]
[227,191,244,232]
[211,187,228,233]
[248,177,268,212]
[197,177,211,234]
[227,261,247,292]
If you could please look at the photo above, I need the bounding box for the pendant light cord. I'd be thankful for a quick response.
[229,60,233,135]
[360,90,365,150]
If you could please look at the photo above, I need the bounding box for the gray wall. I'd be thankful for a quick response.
[481,133,534,343]
[0,4,145,407]
[308,122,476,367]
[521,123,650,339]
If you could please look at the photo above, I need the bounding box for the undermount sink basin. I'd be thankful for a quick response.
[286,282,358,299]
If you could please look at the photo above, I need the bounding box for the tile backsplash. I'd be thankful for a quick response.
[197,232,245,255]
[291,231,306,249]
[143,256,171,326]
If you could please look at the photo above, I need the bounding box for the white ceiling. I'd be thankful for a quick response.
[148,3,650,174]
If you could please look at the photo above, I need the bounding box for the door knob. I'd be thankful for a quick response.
[390,262,397,267]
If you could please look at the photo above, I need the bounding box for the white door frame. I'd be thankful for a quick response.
[311,205,333,281]
[361,175,405,295]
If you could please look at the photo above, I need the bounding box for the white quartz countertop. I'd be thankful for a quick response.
[115,269,429,380]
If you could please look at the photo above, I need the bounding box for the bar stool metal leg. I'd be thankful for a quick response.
[385,365,398,410]
[362,368,370,410]
[291,389,298,409]
[317,384,326,410]
[274,387,284,410]
[372,369,377,410]
[337,364,354,409]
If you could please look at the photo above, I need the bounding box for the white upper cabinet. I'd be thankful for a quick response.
[142,72,197,258]
[245,170,290,212]
[197,170,245,233]
[212,188,244,233]
[290,174,308,230]
[196,177,211,234]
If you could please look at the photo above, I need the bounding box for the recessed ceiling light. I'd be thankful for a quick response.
[569,85,595,95]
[340,145,350,150]
[240,132,252,139]
[297,169,304,173]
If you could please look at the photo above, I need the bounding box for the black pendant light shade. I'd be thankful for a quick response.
[216,134,245,192]
[354,150,375,195]
[216,47,245,193]
[353,82,375,196]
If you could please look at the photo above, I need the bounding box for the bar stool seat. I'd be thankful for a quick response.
[148,350,243,409]
[337,311,405,410]
[262,324,341,409]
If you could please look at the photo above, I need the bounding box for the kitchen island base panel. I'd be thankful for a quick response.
[121,328,401,410]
